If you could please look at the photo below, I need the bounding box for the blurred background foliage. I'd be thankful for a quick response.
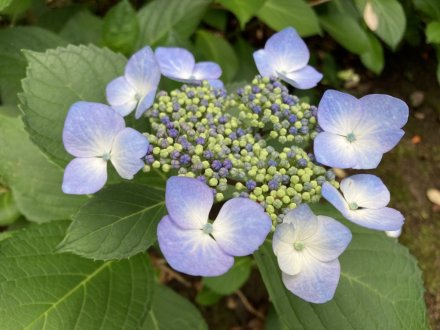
[0,0,439,328]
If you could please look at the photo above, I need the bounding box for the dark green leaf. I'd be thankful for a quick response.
[360,32,385,74]
[0,114,86,222]
[59,10,103,45]
[217,0,265,29]
[234,37,258,82]
[142,285,208,330]
[137,0,211,47]
[320,14,370,55]
[413,0,440,21]
[58,182,166,260]
[0,190,20,225]
[0,221,155,329]
[254,203,428,329]
[203,257,252,295]
[195,286,223,306]
[20,44,126,166]
[257,0,321,37]
[202,8,229,31]
[103,0,139,55]
[195,30,239,82]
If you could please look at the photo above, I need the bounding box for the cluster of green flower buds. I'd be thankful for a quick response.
[142,78,338,225]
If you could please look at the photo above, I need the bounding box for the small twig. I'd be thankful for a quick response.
[153,258,191,287]
[235,290,264,319]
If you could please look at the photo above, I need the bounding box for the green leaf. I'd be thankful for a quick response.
[203,257,252,295]
[0,114,86,222]
[0,190,20,225]
[195,286,223,306]
[58,182,166,260]
[202,8,229,31]
[103,0,139,55]
[360,32,385,74]
[137,0,211,47]
[59,10,103,45]
[357,0,406,49]
[426,21,440,44]
[20,44,126,166]
[142,285,208,330]
[0,0,12,11]
[217,0,265,29]
[234,37,258,82]
[413,0,440,20]
[320,14,370,55]
[254,204,428,329]
[0,26,66,106]
[257,0,321,37]
[195,30,239,82]
[265,305,289,330]
[0,221,155,329]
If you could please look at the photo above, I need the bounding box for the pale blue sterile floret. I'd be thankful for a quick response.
[314,90,409,169]
[62,102,149,195]
[106,46,161,119]
[272,204,352,304]
[322,174,404,231]
[157,176,272,276]
[253,27,323,89]
[155,47,224,88]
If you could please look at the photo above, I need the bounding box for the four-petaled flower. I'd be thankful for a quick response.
[62,102,149,194]
[106,46,161,119]
[314,90,409,169]
[273,204,352,303]
[155,47,223,88]
[157,176,271,276]
[253,27,323,89]
[322,174,404,231]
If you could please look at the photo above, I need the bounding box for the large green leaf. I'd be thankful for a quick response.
[356,0,406,49]
[195,30,239,82]
[0,114,86,222]
[203,257,252,295]
[0,26,66,106]
[217,0,265,29]
[137,0,211,47]
[320,14,370,55]
[20,44,126,166]
[0,0,12,11]
[103,0,139,55]
[257,0,321,37]
[254,204,428,329]
[0,221,155,329]
[58,182,166,260]
[142,285,208,330]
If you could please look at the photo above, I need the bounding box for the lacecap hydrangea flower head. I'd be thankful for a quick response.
[60,27,408,304]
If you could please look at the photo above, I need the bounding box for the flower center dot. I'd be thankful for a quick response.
[349,202,359,210]
[102,152,111,161]
[346,132,356,143]
[202,223,213,234]
[294,241,305,251]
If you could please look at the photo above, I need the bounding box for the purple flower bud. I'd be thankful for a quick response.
[268,179,279,190]
[289,127,298,135]
[218,167,229,177]
[196,137,205,145]
[297,158,308,168]
[223,159,232,170]
[270,104,280,112]
[299,126,309,134]
[268,159,277,167]
[203,150,214,159]
[145,154,155,164]
[168,128,179,138]
[180,154,191,165]
[211,160,222,171]
[246,180,257,190]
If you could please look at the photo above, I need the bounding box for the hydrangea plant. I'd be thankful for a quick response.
[60,27,409,305]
